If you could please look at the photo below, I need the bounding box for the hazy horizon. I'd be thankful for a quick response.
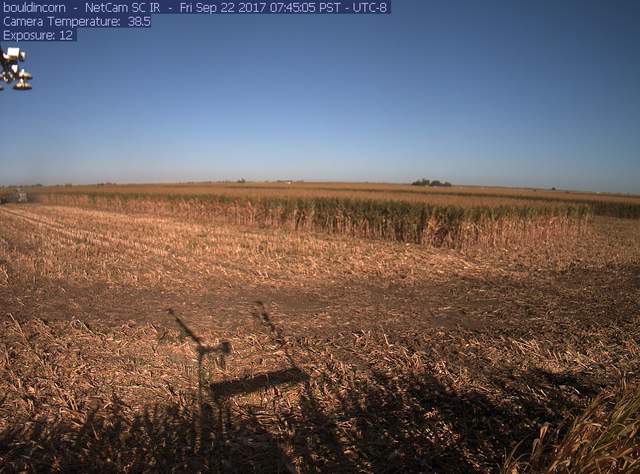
[4,178,640,197]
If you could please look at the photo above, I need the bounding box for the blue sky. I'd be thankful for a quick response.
[1,0,639,193]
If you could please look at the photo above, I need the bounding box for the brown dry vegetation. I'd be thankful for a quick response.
[29,182,640,205]
[1,186,639,473]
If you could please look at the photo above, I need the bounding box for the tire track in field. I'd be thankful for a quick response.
[6,206,300,281]
[28,205,261,262]
[0,206,251,285]
[0,209,88,271]
[0,206,172,259]
[8,206,231,264]
[5,206,246,276]
[36,204,207,235]
[0,210,78,250]
[0,206,191,283]
[0,207,205,288]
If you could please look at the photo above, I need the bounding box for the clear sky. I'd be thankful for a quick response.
[1,0,639,193]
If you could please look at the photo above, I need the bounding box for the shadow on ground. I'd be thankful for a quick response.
[0,364,602,473]
[0,306,626,473]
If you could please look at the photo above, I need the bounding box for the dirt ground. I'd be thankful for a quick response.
[1,204,639,472]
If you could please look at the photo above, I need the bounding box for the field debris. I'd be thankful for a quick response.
[0,191,638,472]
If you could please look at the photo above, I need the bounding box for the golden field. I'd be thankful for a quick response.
[0,183,638,472]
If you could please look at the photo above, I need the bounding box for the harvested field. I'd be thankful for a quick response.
[1,194,639,472]
[31,186,596,248]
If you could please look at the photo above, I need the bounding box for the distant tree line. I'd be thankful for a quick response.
[411,178,452,187]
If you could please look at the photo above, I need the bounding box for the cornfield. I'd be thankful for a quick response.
[32,190,594,248]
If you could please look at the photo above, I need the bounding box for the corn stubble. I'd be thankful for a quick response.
[34,191,594,250]
[0,184,638,473]
[504,381,640,473]
[1,310,638,473]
